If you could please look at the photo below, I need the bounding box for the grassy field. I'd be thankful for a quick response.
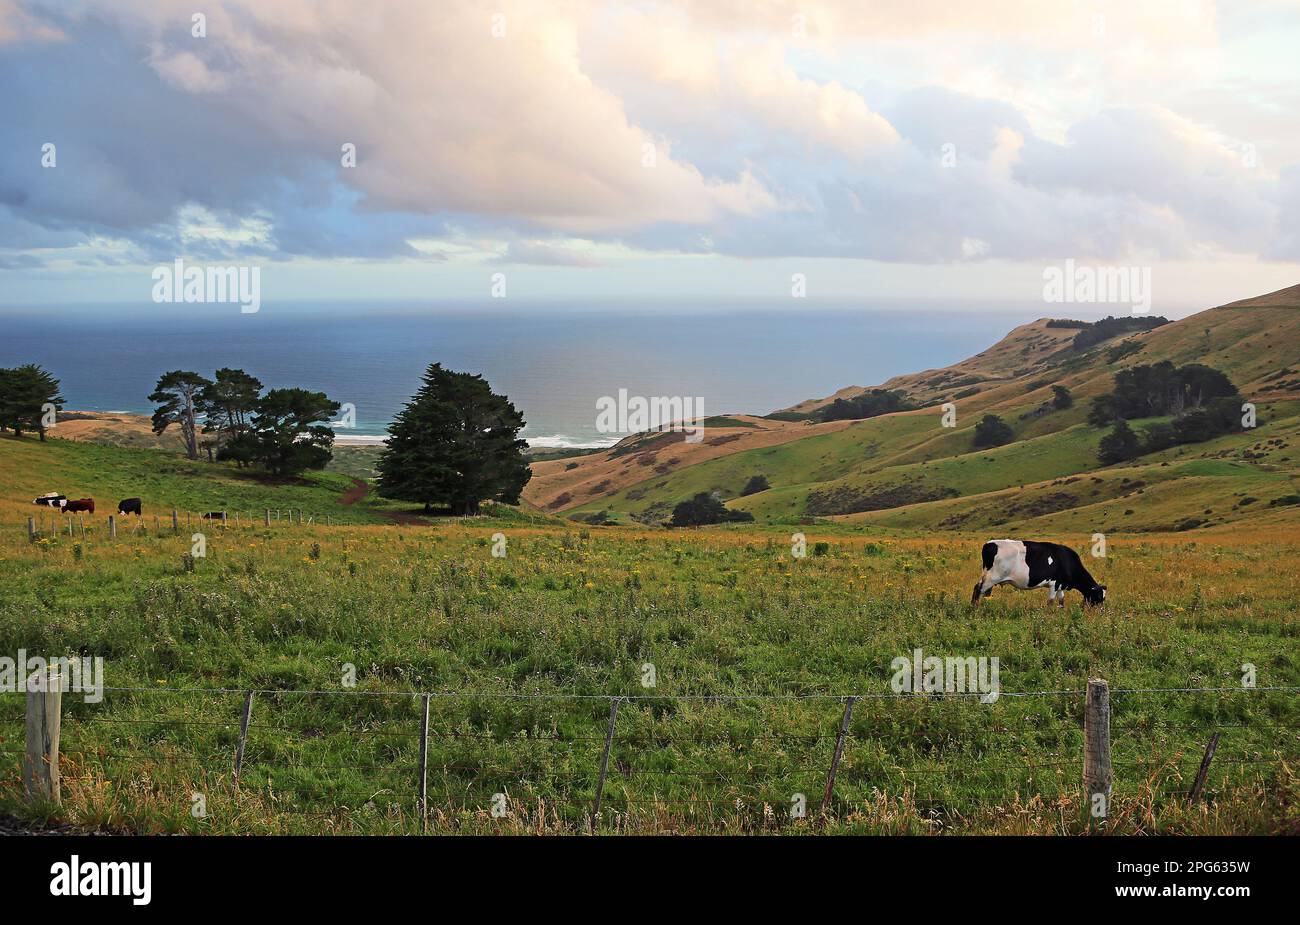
[1,436,1297,835]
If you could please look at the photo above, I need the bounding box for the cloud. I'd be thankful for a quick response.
[0,0,1295,275]
[491,241,604,267]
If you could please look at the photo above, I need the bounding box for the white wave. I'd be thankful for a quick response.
[526,434,621,449]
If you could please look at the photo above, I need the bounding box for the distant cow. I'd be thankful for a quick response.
[971,539,1106,607]
[33,493,66,508]
[201,512,226,520]
[63,498,95,514]
[117,498,142,516]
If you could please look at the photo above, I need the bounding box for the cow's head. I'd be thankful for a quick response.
[1083,584,1107,607]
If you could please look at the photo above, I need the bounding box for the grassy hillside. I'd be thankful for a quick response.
[0,434,399,525]
[562,285,1300,530]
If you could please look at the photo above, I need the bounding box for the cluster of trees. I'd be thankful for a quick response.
[1088,361,1237,423]
[377,363,531,515]
[815,389,912,422]
[1047,315,1169,351]
[151,369,340,476]
[1091,361,1242,464]
[669,492,755,527]
[739,474,770,496]
[0,364,63,440]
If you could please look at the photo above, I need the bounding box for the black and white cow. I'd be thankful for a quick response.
[971,539,1106,607]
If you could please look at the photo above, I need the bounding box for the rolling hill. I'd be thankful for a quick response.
[533,284,1300,532]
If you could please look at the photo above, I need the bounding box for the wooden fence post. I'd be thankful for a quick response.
[1189,732,1221,803]
[821,695,856,815]
[1084,678,1111,820]
[172,509,179,533]
[234,691,255,787]
[24,667,62,806]
[418,694,431,832]
[591,698,620,831]
[265,510,271,526]
[27,517,35,540]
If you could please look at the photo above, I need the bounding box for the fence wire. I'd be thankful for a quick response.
[3,682,1296,831]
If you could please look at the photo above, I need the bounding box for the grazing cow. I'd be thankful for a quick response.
[971,539,1106,607]
[201,512,226,520]
[33,493,66,508]
[117,498,142,516]
[63,498,95,514]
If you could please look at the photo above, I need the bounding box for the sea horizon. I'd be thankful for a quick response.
[3,300,1126,448]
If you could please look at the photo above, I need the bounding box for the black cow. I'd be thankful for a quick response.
[201,512,226,520]
[971,539,1106,607]
[117,498,142,516]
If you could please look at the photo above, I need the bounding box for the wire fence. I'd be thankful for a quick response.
[20,507,335,540]
[3,682,1297,831]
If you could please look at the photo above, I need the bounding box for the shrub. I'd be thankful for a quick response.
[972,414,1013,448]
[669,493,755,527]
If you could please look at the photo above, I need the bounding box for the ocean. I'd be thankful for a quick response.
[0,300,1069,447]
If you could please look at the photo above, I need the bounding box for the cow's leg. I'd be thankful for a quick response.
[971,577,984,605]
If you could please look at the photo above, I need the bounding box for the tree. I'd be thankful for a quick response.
[1087,394,1119,427]
[669,492,754,527]
[377,363,531,515]
[740,474,770,496]
[199,368,263,464]
[972,414,1013,448]
[0,364,64,440]
[1141,421,1178,453]
[1051,385,1073,410]
[150,371,211,460]
[1098,420,1141,464]
[817,389,911,422]
[242,388,340,477]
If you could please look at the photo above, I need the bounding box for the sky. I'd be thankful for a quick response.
[2,0,1300,315]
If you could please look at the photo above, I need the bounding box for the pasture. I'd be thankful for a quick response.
[1,453,1297,833]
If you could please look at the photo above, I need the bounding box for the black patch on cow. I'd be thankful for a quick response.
[117,498,142,515]
[981,541,999,570]
[1022,540,1104,603]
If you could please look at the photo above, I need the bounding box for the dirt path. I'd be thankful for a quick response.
[337,476,429,525]
[338,477,370,505]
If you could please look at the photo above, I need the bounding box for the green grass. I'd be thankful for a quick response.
[1,435,399,524]
[1,432,1298,835]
